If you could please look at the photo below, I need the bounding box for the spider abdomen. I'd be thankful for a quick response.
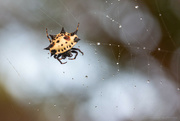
[50,33,78,54]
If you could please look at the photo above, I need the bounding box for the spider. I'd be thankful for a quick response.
[44,23,84,64]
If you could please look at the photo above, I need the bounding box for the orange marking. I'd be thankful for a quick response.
[64,35,70,41]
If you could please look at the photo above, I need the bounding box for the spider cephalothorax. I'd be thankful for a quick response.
[44,23,84,64]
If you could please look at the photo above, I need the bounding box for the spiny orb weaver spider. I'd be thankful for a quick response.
[44,23,84,64]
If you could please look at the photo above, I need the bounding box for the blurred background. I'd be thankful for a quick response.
[0,0,180,121]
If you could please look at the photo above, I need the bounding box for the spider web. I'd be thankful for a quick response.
[0,0,180,121]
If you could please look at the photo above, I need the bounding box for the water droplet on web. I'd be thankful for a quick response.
[140,17,143,20]
[135,6,139,9]
[160,81,163,85]
[112,19,114,22]
[159,14,162,16]
[105,1,108,3]
[85,75,88,78]
[177,88,180,91]
[72,78,74,80]
[54,104,56,107]
[97,42,101,45]
[158,48,161,51]
[143,47,146,49]
[146,29,149,31]
[137,47,140,49]
[58,115,61,118]
[95,106,97,108]
[117,62,119,65]
[118,0,120,1]
[111,2,113,4]
[119,25,122,28]
[134,85,136,88]
[109,44,112,46]
[148,63,150,66]
[118,45,120,47]
[147,80,150,83]
[28,102,31,105]
[37,109,40,111]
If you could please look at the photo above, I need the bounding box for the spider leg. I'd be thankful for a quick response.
[57,59,67,64]
[46,28,51,43]
[57,54,63,60]
[54,55,67,64]
[59,56,66,61]
[71,48,84,55]
[68,51,78,60]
